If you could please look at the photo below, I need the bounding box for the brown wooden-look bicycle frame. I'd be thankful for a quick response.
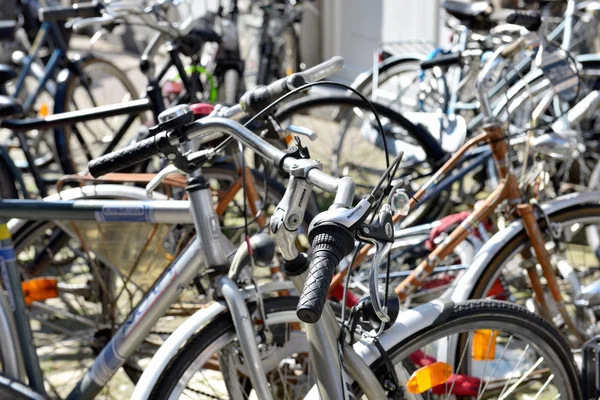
[330,122,586,341]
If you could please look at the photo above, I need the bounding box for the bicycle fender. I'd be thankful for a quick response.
[131,301,228,400]
[450,190,600,303]
[0,290,26,382]
[300,299,455,399]
[352,298,455,367]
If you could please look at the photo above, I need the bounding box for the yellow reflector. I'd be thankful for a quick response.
[22,278,58,306]
[407,361,452,394]
[286,67,294,76]
[472,329,498,360]
[38,103,50,117]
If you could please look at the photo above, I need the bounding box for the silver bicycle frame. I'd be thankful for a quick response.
[0,179,277,398]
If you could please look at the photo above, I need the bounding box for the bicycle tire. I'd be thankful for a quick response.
[217,69,242,106]
[468,204,600,343]
[148,298,580,399]
[0,155,18,199]
[53,56,146,174]
[149,297,344,399]
[367,300,581,399]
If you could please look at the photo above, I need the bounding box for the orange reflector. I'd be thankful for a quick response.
[407,361,452,394]
[38,103,50,117]
[21,278,58,306]
[284,134,294,145]
[472,329,498,360]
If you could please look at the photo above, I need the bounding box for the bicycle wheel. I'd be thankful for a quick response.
[149,297,312,399]
[54,56,148,174]
[468,204,600,347]
[273,95,449,226]
[217,69,242,106]
[367,300,580,399]
[272,24,299,80]
[348,57,425,111]
[149,298,580,399]
[4,69,57,170]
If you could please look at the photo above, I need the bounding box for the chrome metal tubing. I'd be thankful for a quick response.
[217,276,274,400]
[188,186,229,267]
[184,118,342,193]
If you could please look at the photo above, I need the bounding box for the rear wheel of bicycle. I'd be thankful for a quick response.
[54,56,148,174]
[149,298,580,399]
[273,95,450,226]
[469,204,600,347]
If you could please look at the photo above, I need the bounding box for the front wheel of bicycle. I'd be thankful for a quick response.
[368,300,581,399]
[149,298,580,399]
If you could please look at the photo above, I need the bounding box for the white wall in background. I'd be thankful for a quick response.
[321,0,441,82]
[182,0,442,82]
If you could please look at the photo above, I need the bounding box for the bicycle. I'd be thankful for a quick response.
[0,56,580,400]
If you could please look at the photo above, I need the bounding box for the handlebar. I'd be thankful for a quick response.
[88,132,169,178]
[241,56,344,115]
[71,15,118,32]
[39,2,103,22]
[88,57,355,324]
[88,117,341,192]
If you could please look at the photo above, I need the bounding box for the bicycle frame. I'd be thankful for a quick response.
[0,160,273,393]
[334,122,587,343]
[12,20,68,111]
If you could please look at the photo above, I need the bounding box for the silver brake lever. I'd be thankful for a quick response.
[355,203,396,334]
[368,239,394,326]
[287,125,317,141]
[146,165,185,198]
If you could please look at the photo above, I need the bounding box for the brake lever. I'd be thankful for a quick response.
[356,204,395,331]
[146,164,184,198]
[145,148,216,197]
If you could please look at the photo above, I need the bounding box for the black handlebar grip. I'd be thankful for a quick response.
[420,53,462,70]
[88,132,168,178]
[506,11,542,32]
[39,2,102,22]
[297,226,354,323]
[240,75,304,116]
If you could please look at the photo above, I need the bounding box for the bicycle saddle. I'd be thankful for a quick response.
[0,20,17,41]
[0,95,23,117]
[443,0,493,28]
[178,17,221,57]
